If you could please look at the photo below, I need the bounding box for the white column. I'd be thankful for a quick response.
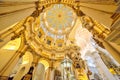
[102,40,120,64]
[90,51,116,80]
[45,67,54,80]
[33,63,45,80]
[96,45,120,66]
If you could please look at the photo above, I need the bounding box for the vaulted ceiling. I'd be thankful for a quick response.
[0,0,120,63]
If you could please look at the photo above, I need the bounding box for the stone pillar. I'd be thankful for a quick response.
[102,40,120,64]
[0,18,25,48]
[96,45,120,66]
[32,54,40,67]
[45,67,54,80]
[0,33,28,76]
[32,63,45,80]
[0,0,37,31]
[45,60,54,80]
[80,2,116,28]
[89,51,116,80]
[0,44,28,77]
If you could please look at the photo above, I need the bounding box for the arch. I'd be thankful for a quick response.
[22,51,33,65]
[1,37,21,50]
[13,51,33,80]
[39,58,49,70]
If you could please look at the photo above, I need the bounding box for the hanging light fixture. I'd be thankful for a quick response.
[61,56,76,80]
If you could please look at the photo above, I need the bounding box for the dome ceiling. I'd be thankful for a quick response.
[23,4,80,60]
[40,4,77,35]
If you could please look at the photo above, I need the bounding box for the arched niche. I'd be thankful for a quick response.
[12,51,33,80]
[38,59,49,70]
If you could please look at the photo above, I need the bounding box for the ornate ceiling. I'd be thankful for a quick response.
[42,4,77,35]
[23,3,80,60]
[0,0,119,63]
[0,1,110,61]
